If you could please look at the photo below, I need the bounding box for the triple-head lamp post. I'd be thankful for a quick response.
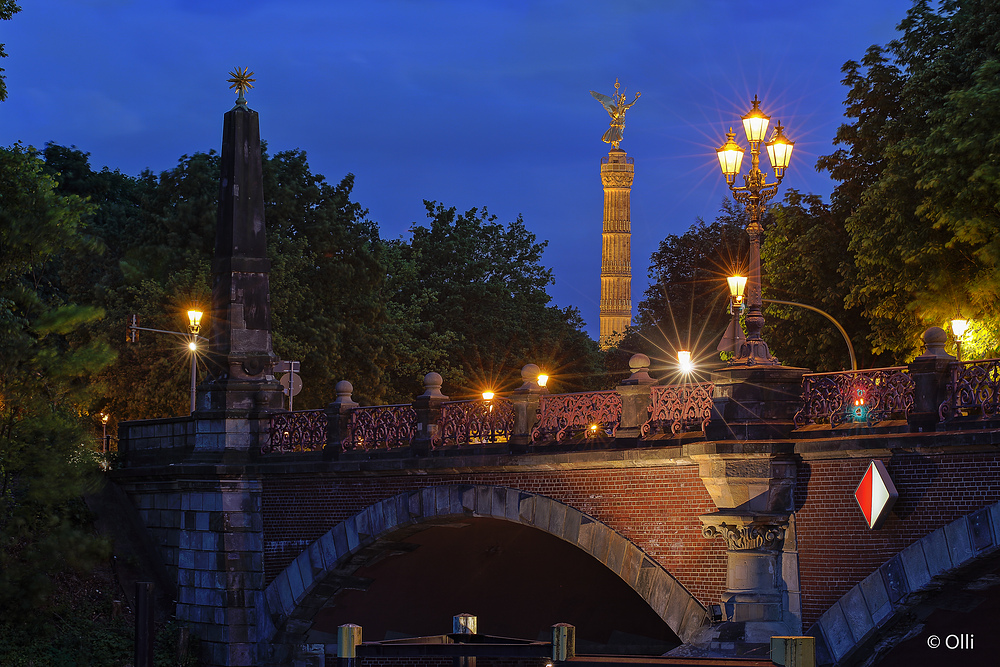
[716,95,794,365]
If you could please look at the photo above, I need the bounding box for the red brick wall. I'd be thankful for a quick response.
[794,452,1000,627]
[261,466,727,607]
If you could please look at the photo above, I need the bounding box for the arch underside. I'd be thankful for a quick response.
[809,500,1000,665]
[263,485,708,651]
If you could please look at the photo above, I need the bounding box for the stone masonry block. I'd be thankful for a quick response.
[355,506,372,539]
[881,554,909,605]
[490,487,507,519]
[619,544,642,588]
[589,524,610,564]
[408,490,422,519]
[531,496,551,531]
[295,551,315,594]
[817,601,854,662]
[677,597,707,643]
[435,486,450,516]
[859,569,892,626]
[504,488,520,522]
[921,526,952,578]
[517,492,534,524]
[841,585,874,644]
[222,492,247,512]
[344,516,360,552]
[274,572,294,620]
[287,555,305,601]
[332,522,348,557]
[421,487,436,518]
[645,568,674,618]
[561,507,582,544]
[476,485,492,516]
[635,560,657,600]
[900,541,931,592]
[308,540,326,576]
[968,508,994,552]
[944,517,974,567]
[605,533,626,576]
[989,501,1000,547]
[576,518,595,553]
[371,500,388,536]
[460,486,477,514]
[393,493,410,526]
[547,501,567,538]
[448,486,464,516]
[316,531,339,570]
[178,550,194,569]
[662,580,691,631]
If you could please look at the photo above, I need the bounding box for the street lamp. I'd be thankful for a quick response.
[187,310,203,414]
[677,350,693,374]
[950,317,968,361]
[715,95,794,365]
[100,412,110,453]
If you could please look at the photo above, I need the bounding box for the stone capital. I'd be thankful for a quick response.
[700,511,788,552]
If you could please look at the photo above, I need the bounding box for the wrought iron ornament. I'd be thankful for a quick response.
[265,409,327,453]
[642,382,715,436]
[531,390,623,442]
[343,404,418,451]
[794,367,914,427]
[591,79,640,149]
[940,359,1000,421]
[227,67,255,105]
[434,397,515,448]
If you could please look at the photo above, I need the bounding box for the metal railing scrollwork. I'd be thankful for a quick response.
[342,404,418,451]
[939,359,1000,422]
[794,367,913,428]
[531,390,622,442]
[264,410,328,453]
[641,382,715,437]
[433,397,514,448]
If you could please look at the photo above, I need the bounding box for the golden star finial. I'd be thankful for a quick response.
[227,67,255,99]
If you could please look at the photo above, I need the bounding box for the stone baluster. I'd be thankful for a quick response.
[509,363,548,453]
[907,327,956,432]
[324,380,358,460]
[616,353,656,441]
[412,372,449,456]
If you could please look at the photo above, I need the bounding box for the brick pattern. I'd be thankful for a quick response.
[794,453,1000,627]
[261,466,726,607]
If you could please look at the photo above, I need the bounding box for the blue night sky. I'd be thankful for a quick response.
[1,0,914,339]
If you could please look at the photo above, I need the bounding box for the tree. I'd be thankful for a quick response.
[762,190,896,370]
[819,0,1000,359]
[0,1,20,102]
[389,202,603,397]
[619,200,750,372]
[0,144,113,615]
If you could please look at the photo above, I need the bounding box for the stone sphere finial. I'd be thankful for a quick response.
[420,372,447,399]
[629,353,650,372]
[521,364,540,382]
[335,380,354,399]
[920,326,954,359]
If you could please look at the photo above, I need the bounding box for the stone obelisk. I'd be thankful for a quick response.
[599,148,634,348]
[198,69,283,430]
[591,80,639,349]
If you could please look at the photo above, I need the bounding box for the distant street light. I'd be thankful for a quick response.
[950,317,969,361]
[677,350,694,374]
[100,412,110,452]
[126,309,207,415]
[715,95,794,366]
[481,391,495,401]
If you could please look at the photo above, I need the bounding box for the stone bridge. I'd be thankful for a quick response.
[112,338,1000,666]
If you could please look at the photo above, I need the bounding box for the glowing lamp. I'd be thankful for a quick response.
[482,391,495,401]
[537,374,548,387]
[101,413,109,425]
[187,310,203,335]
[188,341,198,352]
[716,129,745,184]
[741,95,770,144]
[765,121,794,178]
[678,350,693,374]
[727,275,748,307]
[950,318,969,340]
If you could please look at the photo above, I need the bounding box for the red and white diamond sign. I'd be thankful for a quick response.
[854,460,898,529]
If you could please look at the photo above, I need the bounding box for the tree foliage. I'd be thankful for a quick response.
[0,0,21,102]
[819,0,1000,358]
[0,144,113,616]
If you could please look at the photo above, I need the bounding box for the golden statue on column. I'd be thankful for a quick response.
[591,80,639,348]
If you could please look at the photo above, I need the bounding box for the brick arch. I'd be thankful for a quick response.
[808,500,1000,665]
[260,484,708,646]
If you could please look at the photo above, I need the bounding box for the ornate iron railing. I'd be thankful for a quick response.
[641,382,715,437]
[531,390,622,442]
[433,397,514,448]
[264,409,328,453]
[343,404,417,451]
[939,359,1000,421]
[794,367,913,428]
